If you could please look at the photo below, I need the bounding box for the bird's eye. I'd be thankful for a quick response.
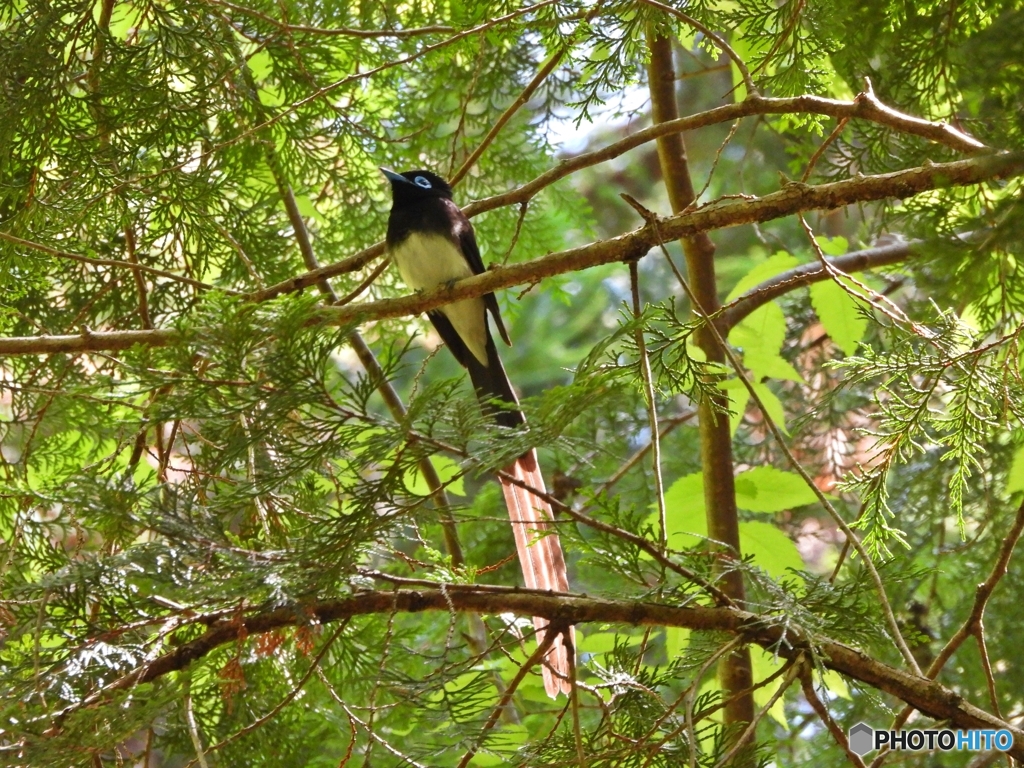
[413,176,432,188]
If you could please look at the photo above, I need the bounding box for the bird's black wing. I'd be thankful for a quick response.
[447,200,512,347]
[426,308,524,428]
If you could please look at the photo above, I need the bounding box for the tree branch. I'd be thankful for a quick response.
[718,238,923,331]
[2,153,1020,357]
[45,587,1024,758]
[463,93,989,218]
[927,497,1024,679]
[249,90,989,303]
[645,28,752,731]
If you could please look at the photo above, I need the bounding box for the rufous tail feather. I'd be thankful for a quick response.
[500,449,573,697]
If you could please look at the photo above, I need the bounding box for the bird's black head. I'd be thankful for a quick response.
[380,168,453,207]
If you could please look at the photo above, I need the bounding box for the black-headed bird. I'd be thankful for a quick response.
[381,168,572,697]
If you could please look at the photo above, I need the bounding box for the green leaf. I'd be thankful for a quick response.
[406,455,465,496]
[819,669,851,700]
[739,521,804,579]
[722,379,751,435]
[734,466,821,513]
[727,296,803,382]
[753,355,805,383]
[665,625,691,660]
[809,279,868,356]
[662,473,707,549]
[816,236,849,257]
[295,195,325,224]
[247,49,274,82]
[726,252,801,301]
[732,302,785,354]
[660,474,805,578]
[582,630,642,655]
[751,648,790,729]
[751,382,788,435]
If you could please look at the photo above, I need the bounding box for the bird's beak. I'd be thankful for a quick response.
[379,167,410,185]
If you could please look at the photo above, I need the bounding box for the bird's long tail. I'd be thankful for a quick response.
[467,336,573,698]
[500,449,574,697]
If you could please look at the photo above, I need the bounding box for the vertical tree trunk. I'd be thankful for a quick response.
[645,29,755,733]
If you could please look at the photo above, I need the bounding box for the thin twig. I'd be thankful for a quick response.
[798,214,930,337]
[0,231,217,293]
[450,46,567,187]
[927,498,1024,677]
[332,258,390,306]
[332,694,428,768]
[568,631,586,766]
[455,624,563,768]
[691,119,742,205]
[800,664,866,768]
[449,3,603,186]
[710,661,801,768]
[802,117,849,182]
[635,0,758,96]
[629,260,668,549]
[596,410,697,496]
[719,239,922,332]
[650,215,924,675]
[181,622,348,767]
[975,623,1003,720]
[183,688,210,768]
[636,636,745,768]
[131,0,564,181]
[492,464,734,606]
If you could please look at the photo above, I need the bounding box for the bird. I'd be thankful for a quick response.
[381,167,573,697]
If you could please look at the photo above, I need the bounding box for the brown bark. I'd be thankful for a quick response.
[2,153,1020,357]
[48,586,1024,760]
[249,89,988,304]
[646,31,754,729]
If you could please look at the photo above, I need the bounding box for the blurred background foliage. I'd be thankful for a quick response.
[1,0,1024,765]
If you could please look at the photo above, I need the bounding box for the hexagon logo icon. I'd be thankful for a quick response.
[848,722,875,756]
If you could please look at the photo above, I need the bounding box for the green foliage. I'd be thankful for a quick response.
[659,470,809,580]
[832,313,1023,550]
[2,0,1024,765]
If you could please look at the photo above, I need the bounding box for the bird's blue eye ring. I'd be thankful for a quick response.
[413,176,432,188]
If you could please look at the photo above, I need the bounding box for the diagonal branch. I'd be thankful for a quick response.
[42,587,1024,759]
[718,238,922,331]
[248,90,989,303]
[927,497,1024,678]
[800,664,867,768]
[2,153,1021,357]
[454,622,563,768]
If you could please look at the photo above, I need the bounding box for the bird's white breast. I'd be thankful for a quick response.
[389,233,489,365]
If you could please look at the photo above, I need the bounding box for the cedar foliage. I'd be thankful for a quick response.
[1,0,1023,765]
